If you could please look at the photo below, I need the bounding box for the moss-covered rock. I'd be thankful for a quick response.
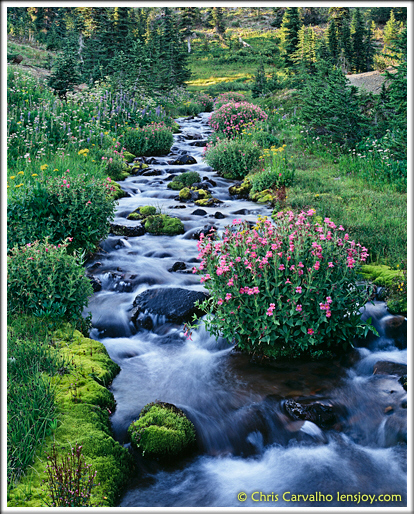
[126,205,157,220]
[7,326,132,508]
[179,187,192,201]
[360,264,403,288]
[110,181,128,200]
[194,197,222,207]
[144,215,184,235]
[123,151,136,162]
[127,401,196,460]
[194,188,209,200]
[228,179,251,199]
[167,171,201,191]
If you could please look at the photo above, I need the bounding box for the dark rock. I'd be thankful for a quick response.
[381,315,407,349]
[168,261,187,273]
[401,399,407,408]
[87,261,102,271]
[190,224,217,240]
[232,208,250,215]
[399,375,407,391]
[145,157,163,165]
[203,177,217,187]
[12,54,23,65]
[188,140,208,147]
[183,132,203,140]
[171,205,187,209]
[134,314,154,331]
[87,275,102,292]
[110,223,146,237]
[373,361,407,376]
[170,155,197,165]
[131,287,209,327]
[214,211,225,219]
[192,209,207,216]
[142,169,163,176]
[283,399,336,428]
[191,182,210,191]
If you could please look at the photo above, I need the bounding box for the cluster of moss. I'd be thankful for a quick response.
[167,171,201,190]
[127,402,196,460]
[145,214,184,235]
[228,179,251,199]
[360,264,407,315]
[7,325,132,507]
[127,205,157,221]
[178,187,220,206]
[110,181,129,200]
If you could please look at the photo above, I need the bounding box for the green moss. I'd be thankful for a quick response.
[171,122,181,133]
[7,327,132,508]
[194,197,221,207]
[360,264,403,287]
[144,215,184,235]
[123,151,136,162]
[110,181,128,200]
[127,205,157,220]
[387,297,407,315]
[127,402,196,460]
[168,181,184,190]
[179,187,192,201]
[168,171,201,191]
[229,179,251,198]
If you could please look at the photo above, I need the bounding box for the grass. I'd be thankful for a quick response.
[7,38,55,68]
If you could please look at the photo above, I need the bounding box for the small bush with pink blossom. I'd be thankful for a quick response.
[7,237,93,321]
[208,102,268,139]
[213,92,247,110]
[7,173,117,254]
[191,211,375,359]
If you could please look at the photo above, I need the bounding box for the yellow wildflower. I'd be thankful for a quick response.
[15,183,23,188]
[10,176,16,180]
[32,173,38,177]
[40,164,48,171]
[18,171,24,175]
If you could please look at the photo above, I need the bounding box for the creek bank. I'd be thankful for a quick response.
[7,325,132,507]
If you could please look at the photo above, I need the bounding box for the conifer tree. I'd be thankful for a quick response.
[212,7,226,39]
[326,19,338,62]
[179,7,198,53]
[251,61,267,97]
[48,39,81,98]
[351,8,366,72]
[383,10,400,50]
[280,7,302,66]
[364,21,375,72]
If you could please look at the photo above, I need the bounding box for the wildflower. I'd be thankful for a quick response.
[307,328,314,335]
[295,286,302,294]
[32,173,38,177]
[296,304,302,312]
[10,175,16,180]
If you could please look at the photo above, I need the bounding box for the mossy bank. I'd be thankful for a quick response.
[7,325,132,507]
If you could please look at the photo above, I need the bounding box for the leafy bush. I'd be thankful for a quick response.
[121,122,173,157]
[193,92,214,112]
[192,211,374,359]
[7,237,93,321]
[203,136,261,179]
[128,402,196,460]
[251,145,295,192]
[167,171,201,190]
[7,174,116,254]
[213,92,247,109]
[208,102,268,138]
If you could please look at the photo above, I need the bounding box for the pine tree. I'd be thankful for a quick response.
[212,7,225,39]
[291,26,317,76]
[48,40,81,98]
[179,7,198,53]
[326,19,338,62]
[351,8,366,72]
[280,7,302,66]
[383,10,400,50]
[251,61,267,97]
[364,21,375,72]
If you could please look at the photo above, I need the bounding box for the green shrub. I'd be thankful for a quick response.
[127,402,196,460]
[7,238,93,321]
[209,101,268,138]
[122,123,173,157]
[103,155,129,181]
[203,137,261,179]
[167,171,201,190]
[251,144,295,192]
[7,174,116,254]
[144,215,184,235]
[192,212,375,360]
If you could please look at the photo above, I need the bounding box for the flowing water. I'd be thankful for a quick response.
[86,113,407,508]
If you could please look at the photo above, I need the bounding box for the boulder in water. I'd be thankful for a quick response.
[110,223,145,237]
[170,155,197,165]
[131,287,208,326]
[283,399,336,429]
[373,361,407,377]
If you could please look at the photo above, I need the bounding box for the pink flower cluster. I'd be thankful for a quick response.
[208,102,268,138]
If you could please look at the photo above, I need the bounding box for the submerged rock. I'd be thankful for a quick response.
[170,154,197,165]
[373,361,407,377]
[110,223,145,237]
[283,399,336,429]
[131,287,208,326]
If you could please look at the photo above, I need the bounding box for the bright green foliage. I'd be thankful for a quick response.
[168,171,201,190]
[103,154,129,181]
[194,212,374,360]
[7,238,93,321]
[251,61,267,98]
[127,205,157,220]
[383,10,400,50]
[291,25,317,76]
[7,326,132,507]
[144,215,184,235]
[298,62,368,147]
[7,317,65,487]
[7,174,117,254]
[251,146,295,193]
[203,137,261,179]
[179,187,192,201]
[122,123,173,157]
[128,402,196,460]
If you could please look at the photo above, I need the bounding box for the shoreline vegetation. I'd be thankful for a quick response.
[7,6,406,506]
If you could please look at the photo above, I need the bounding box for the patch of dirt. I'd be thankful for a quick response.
[346,67,396,94]
[10,63,50,81]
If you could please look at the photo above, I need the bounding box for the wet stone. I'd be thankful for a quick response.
[373,361,407,376]
[214,211,226,219]
[110,223,146,237]
[168,261,187,273]
[192,209,207,216]
[283,399,337,429]
[142,169,163,176]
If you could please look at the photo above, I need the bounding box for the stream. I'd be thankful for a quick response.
[86,112,407,508]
